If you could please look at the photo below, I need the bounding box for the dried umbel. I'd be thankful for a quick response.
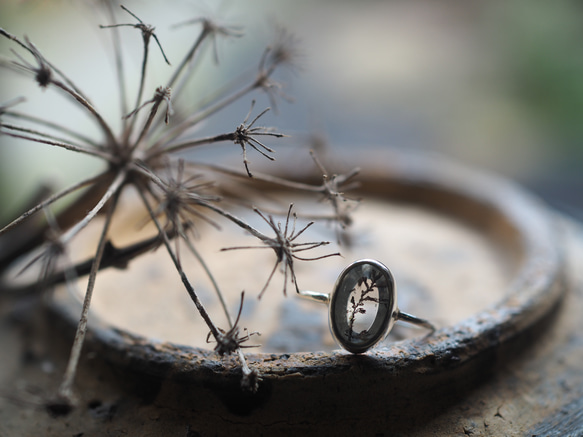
[0,2,360,411]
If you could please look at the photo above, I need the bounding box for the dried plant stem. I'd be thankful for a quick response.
[182,236,233,328]
[124,28,152,142]
[57,186,121,402]
[0,123,113,161]
[135,183,222,342]
[52,170,126,403]
[193,162,325,192]
[43,209,81,300]
[99,1,129,127]
[3,111,102,148]
[0,175,125,276]
[100,5,171,144]
[147,132,235,158]
[40,61,89,104]
[199,76,266,122]
[60,170,126,246]
[2,228,180,297]
[165,24,209,91]
[130,87,171,151]
[135,36,151,116]
[202,202,265,240]
[0,173,107,238]
[45,79,118,150]
[123,49,150,142]
[147,24,211,137]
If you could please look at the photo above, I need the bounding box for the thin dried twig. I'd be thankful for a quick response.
[0,122,114,161]
[135,181,224,344]
[51,184,122,412]
[309,150,361,231]
[2,110,102,149]
[126,86,173,151]
[0,173,107,238]
[100,5,170,118]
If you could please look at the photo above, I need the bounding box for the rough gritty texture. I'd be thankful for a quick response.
[0,154,579,436]
[0,220,581,436]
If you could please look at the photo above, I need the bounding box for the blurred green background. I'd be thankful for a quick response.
[1,0,582,221]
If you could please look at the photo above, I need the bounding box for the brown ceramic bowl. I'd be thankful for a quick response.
[48,148,565,429]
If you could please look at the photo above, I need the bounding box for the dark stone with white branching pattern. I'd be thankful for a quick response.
[329,259,397,353]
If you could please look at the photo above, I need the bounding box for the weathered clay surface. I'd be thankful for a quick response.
[0,151,579,436]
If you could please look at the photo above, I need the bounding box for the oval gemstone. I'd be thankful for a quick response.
[329,259,397,353]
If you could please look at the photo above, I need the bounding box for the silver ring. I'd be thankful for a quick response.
[299,259,435,354]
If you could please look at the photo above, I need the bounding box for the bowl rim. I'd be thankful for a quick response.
[47,148,565,383]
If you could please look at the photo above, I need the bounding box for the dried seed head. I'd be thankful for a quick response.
[13,36,53,88]
[265,24,302,73]
[154,86,173,123]
[0,2,349,404]
[310,150,361,233]
[100,5,171,65]
[35,64,51,88]
[222,204,340,297]
[151,160,221,234]
[232,100,284,177]
[206,292,260,355]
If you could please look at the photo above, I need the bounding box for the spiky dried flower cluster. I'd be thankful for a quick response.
[222,204,341,297]
[0,2,359,409]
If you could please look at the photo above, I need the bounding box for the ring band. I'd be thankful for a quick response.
[299,259,435,354]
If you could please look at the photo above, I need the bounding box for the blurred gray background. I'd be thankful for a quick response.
[1,0,582,220]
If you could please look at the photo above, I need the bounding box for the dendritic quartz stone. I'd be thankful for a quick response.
[329,259,397,353]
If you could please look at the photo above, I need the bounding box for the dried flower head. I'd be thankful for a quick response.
[232,101,285,176]
[207,292,260,356]
[310,150,361,231]
[100,5,171,66]
[172,16,244,64]
[0,1,356,409]
[222,204,341,297]
[264,23,303,74]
